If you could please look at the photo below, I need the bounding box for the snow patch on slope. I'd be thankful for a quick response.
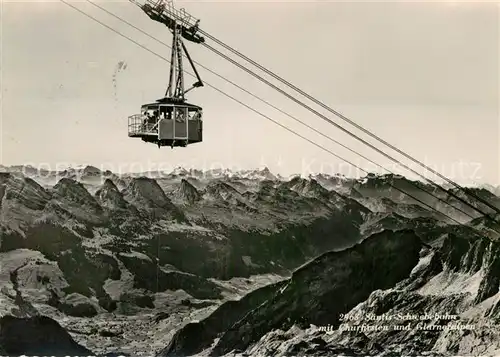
[418,269,484,299]
[119,251,152,262]
[410,251,435,276]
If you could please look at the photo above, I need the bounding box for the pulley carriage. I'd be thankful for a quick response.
[138,0,204,44]
[127,0,204,148]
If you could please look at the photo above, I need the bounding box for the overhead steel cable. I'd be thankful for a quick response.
[83,0,484,224]
[59,0,499,236]
[199,41,500,225]
[198,28,500,219]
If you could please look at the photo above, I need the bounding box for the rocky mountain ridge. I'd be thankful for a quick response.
[1,164,500,356]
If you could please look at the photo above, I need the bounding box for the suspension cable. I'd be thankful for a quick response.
[199,41,500,224]
[198,29,500,219]
[59,0,499,237]
[83,0,485,224]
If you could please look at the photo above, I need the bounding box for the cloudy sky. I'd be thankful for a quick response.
[1,0,499,184]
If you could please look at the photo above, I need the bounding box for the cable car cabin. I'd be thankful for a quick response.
[128,1,204,149]
[128,99,202,148]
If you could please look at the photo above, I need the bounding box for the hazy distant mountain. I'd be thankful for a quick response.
[1,165,499,356]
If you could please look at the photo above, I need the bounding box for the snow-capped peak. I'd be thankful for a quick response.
[237,167,277,181]
[170,166,190,176]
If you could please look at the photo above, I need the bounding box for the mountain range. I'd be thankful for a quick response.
[1,164,500,356]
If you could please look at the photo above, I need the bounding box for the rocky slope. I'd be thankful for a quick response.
[173,230,500,356]
[0,315,93,356]
[162,229,422,356]
[0,165,499,355]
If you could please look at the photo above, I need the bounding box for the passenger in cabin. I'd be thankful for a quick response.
[176,112,186,122]
[142,110,157,130]
[191,110,201,121]
[141,112,149,130]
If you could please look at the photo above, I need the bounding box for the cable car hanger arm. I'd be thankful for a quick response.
[181,40,204,94]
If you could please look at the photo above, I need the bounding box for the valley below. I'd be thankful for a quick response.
[1,165,500,356]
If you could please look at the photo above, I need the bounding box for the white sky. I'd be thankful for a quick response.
[1,0,499,184]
